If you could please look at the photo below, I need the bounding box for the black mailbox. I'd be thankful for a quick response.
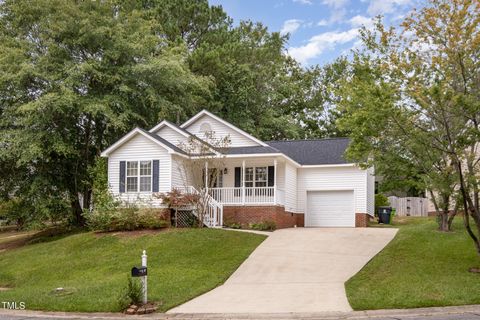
[131,266,147,277]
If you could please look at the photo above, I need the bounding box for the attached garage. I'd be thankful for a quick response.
[306,190,355,227]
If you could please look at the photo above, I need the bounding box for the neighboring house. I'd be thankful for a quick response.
[101,110,375,228]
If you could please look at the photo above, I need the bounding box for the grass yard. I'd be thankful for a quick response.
[346,216,480,310]
[0,228,265,312]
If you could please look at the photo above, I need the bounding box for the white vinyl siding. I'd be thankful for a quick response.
[306,190,355,227]
[284,162,298,213]
[183,114,261,147]
[154,126,188,147]
[171,155,191,188]
[297,166,368,214]
[108,134,171,207]
[366,166,375,216]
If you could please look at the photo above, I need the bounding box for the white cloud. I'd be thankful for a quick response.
[321,0,348,9]
[288,28,359,64]
[280,19,303,35]
[349,15,374,28]
[321,0,349,24]
[292,0,313,4]
[317,19,328,26]
[367,0,411,16]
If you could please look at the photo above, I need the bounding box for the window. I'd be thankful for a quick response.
[255,167,267,187]
[139,161,152,192]
[126,160,152,192]
[245,167,254,187]
[126,161,138,192]
[243,167,267,188]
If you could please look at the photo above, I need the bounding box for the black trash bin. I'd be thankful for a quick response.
[378,206,392,224]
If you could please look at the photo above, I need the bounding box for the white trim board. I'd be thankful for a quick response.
[100,128,186,157]
[148,120,190,137]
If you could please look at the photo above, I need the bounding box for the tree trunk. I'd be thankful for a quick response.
[82,189,92,212]
[429,189,450,232]
[71,198,85,227]
[454,159,480,255]
[447,206,457,231]
[439,194,451,232]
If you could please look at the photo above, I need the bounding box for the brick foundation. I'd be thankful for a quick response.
[223,206,301,229]
[296,213,305,227]
[355,213,369,227]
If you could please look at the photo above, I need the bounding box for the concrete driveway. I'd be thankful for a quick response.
[169,227,398,314]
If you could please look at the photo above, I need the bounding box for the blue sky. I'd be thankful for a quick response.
[208,0,420,66]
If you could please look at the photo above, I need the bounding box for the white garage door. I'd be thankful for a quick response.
[306,190,355,227]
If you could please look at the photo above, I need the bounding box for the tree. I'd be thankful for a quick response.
[0,0,210,225]
[338,0,480,244]
[175,132,230,227]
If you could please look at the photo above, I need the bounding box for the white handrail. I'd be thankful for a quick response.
[209,187,276,205]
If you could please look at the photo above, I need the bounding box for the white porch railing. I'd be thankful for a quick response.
[174,186,223,228]
[209,187,283,205]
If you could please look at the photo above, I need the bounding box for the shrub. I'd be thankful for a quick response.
[85,207,169,232]
[223,217,242,229]
[375,194,390,213]
[225,222,242,229]
[118,276,143,310]
[249,220,276,231]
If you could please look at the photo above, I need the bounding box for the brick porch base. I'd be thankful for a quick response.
[224,206,368,228]
[223,206,304,229]
[355,213,369,227]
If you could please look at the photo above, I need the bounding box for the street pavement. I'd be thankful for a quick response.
[1,305,480,320]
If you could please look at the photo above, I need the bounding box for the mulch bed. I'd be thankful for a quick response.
[94,228,171,239]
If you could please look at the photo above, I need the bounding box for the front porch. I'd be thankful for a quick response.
[204,157,286,206]
[209,187,284,205]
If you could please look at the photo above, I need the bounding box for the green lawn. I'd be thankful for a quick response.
[0,228,265,312]
[346,216,480,310]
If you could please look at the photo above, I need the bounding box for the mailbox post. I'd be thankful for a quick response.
[131,250,148,304]
[141,250,147,304]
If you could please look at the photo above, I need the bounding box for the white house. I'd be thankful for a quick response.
[101,109,375,228]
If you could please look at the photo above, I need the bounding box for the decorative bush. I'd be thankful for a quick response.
[85,207,169,232]
[225,222,242,229]
[118,276,143,310]
[375,194,390,213]
[249,220,276,231]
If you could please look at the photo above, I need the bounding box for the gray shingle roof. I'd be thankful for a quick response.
[138,128,188,155]
[266,138,351,165]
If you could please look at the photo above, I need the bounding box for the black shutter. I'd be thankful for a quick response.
[234,167,241,187]
[152,160,159,192]
[268,166,274,187]
[119,161,126,193]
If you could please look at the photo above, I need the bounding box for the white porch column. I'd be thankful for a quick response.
[242,160,246,205]
[273,158,277,205]
[205,161,208,190]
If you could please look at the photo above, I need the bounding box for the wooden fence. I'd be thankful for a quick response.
[387,196,429,217]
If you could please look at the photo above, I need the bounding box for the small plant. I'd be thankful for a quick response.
[118,276,143,310]
[223,217,242,229]
[226,222,242,229]
[249,220,276,231]
[375,194,390,214]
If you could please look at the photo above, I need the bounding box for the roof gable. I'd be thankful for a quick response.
[181,110,268,147]
[100,128,187,157]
